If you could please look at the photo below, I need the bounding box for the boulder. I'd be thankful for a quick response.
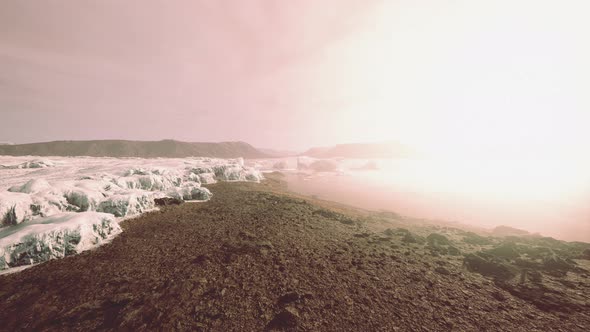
[462,232,493,245]
[463,253,518,281]
[402,232,426,245]
[542,255,574,272]
[485,242,520,260]
[267,306,299,330]
[154,197,184,206]
[427,233,451,246]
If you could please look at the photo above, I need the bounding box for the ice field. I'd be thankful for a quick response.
[0,156,263,271]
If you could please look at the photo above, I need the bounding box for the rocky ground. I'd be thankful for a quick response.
[0,173,589,331]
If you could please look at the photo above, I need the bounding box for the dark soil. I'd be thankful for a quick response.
[0,174,589,331]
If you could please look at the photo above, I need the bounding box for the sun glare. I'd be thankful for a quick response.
[310,0,590,152]
[304,0,590,202]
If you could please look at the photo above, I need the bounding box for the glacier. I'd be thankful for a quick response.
[0,156,263,271]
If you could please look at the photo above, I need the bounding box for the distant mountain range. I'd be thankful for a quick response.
[257,148,299,157]
[0,140,416,159]
[0,140,269,158]
[301,142,413,159]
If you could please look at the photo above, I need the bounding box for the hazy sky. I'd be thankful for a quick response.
[1,0,590,153]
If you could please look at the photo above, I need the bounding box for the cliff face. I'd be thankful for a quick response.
[0,140,268,158]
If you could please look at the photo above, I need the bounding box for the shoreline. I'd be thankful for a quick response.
[0,174,588,331]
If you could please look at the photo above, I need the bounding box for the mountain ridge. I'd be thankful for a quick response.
[0,139,268,158]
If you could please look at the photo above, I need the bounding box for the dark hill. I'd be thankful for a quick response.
[0,140,268,158]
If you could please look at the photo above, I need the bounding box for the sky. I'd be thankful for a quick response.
[1,0,590,154]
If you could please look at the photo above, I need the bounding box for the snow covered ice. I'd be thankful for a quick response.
[0,156,263,271]
[0,212,120,270]
[0,158,57,169]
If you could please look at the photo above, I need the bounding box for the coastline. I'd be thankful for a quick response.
[0,174,588,331]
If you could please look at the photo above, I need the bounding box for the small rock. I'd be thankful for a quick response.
[267,306,299,329]
[447,246,461,256]
[239,230,257,240]
[110,293,134,304]
[257,241,274,249]
[383,229,395,237]
[154,197,184,206]
[402,232,425,244]
[193,254,211,265]
[427,233,451,246]
[278,292,300,305]
[491,290,507,302]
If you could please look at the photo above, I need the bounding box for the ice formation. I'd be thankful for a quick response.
[296,157,340,173]
[0,212,120,270]
[166,184,213,201]
[8,179,52,194]
[0,156,264,271]
[0,192,34,226]
[0,159,57,169]
[97,191,159,218]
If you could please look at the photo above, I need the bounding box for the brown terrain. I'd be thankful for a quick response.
[0,173,589,331]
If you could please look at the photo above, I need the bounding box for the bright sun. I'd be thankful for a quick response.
[301,0,590,223]
[307,0,590,164]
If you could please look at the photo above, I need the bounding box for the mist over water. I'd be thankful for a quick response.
[280,158,590,242]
